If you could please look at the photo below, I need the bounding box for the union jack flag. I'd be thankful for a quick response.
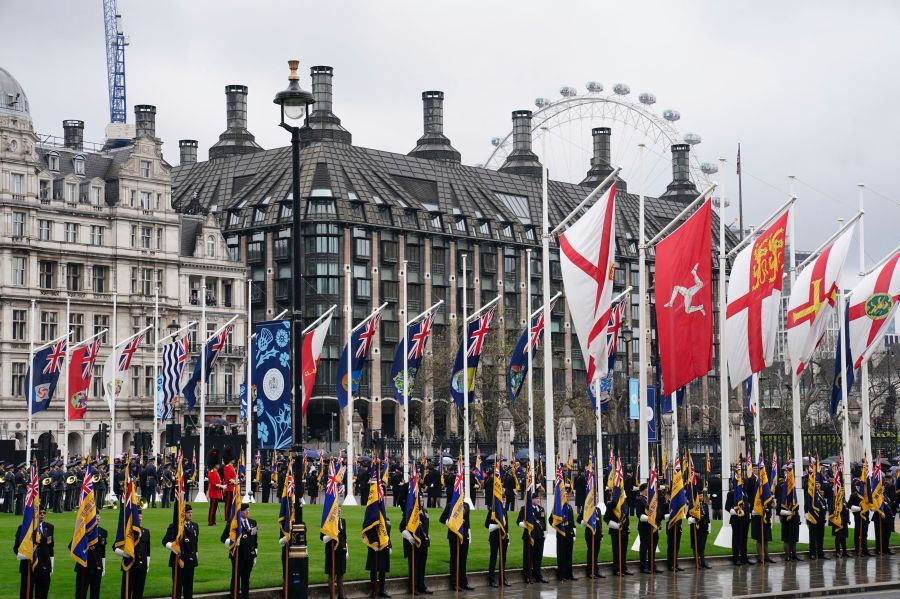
[118,336,142,371]
[467,307,496,358]
[43,340,68,374]
[209,326,231,370]
[408,313,435,360]
[356,313,380,358]
[606,300,625,358]
[82,339,101,380]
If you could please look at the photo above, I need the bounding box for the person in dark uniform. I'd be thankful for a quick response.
[390,469,404,509]
[555,488,576,581]
[400,499,431,594]
[159,462,173,510]
[726,476,750,565]
[604,488,632,576]
[439,494,472,591]
[876,484,895,556]
[322,516,348,599]
[503,467,517,514]
[364,515,391,598]
[143,461,158,509]
[809,480,828,560]
[849,477,869,557]
[829,488,850,559]
[517,491,548,583]
[426,464,441,509]
[260,462,272,504]
[163,504,199,599]
[2,463,14,513]
[574,470,587,515]
[72,511,107,599]
[688,489,712,569]
[663,490,684,572]
[15,507,54,599]
[637,483,663,573]
[117,509,150,599]
[485,498,510,587]
[15,463,26,515]
[221,503,258,599]
[51,462,65,513]
[778,465,801,562]
[578,498,603,579]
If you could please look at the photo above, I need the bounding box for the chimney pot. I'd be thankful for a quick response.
[209,85,262,159]
[422,91,444,135]
[499,110,542,178]
[660,143,698,201]
[134,105,156,138]
[62,120,84,151]
[179,139,198,165]
[224,85,249,130]
[300,66,352,146]
[408,90,460,163]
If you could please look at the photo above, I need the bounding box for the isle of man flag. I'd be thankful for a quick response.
[559,183,617,384]
[786,226,854,375]
[725,209,790,387]
[847,249,900,368]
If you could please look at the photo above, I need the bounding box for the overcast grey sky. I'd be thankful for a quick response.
[4,0,899,264]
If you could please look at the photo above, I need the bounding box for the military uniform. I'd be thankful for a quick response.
[400,505,430,593]
[578,505,603,579]
[120,523,150,599]
[637,491,662,573]
[725,485,750,564]
[221,508,258,599]
[439,499,471,591]
[14,516,54,599]
[689,498,712,569]
[73,525,107,599]
[517,501,547,583]
[604,492,632,576]
[364,516,391,598]
[555,502,576,581]
[163,514,199,599]
[485,504,509,587]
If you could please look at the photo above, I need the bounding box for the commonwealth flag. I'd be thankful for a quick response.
[278,456,295,542]
[114,460,141,570]
[361,464,390,550]
[451,307,497,407]
[490,461,507,537]
[321,460,341,541]
[70,465,99,567]
[668,457,686,528]
[16,464,40,565]
[581,457,598,534]
[445,460,466,541]
[404,472,423,547]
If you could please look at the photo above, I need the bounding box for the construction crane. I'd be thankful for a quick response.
[102,0,128,124]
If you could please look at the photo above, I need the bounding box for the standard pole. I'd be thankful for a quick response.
[462,255,472,507]
[153,288,160,466]
[540,131,555,558]
[526,249,535,483]
[64,297,71,464]
[26,299,36,466]
[838,292,852,493]
[594,377,605,515]
[344,265,357,505]
[110,292,118,499]
[858,184,873,459]
[403,260,410,482]
[714,160,732,548]
[243,279,254,503]
[196,279,208,503]
[752,373,762,460]
[638,143,649,484]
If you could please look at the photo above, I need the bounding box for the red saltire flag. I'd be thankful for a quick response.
[847,250,900,368]
[559,183,617,384]
[725,209,790,387]
[786,226,854,375]
[68,339,101,420]
[301,311,334,417]
[655,199,713,395]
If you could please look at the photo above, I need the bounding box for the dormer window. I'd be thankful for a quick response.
[206,235,216,258]
[48,152,60,172]
[73,155,85,176]
[140,160,151,178]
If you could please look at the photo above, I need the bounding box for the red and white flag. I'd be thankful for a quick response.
[301,311,334,417]
[655,199,713,395]
[68,339,101,420]
[559,183,617,384]
[786,226,853,375]
[847,250,900,368]
[725,210,790,387]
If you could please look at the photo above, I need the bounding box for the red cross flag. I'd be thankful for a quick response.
[655,199,713,395]
[725,209,790,387]
[301,311,334,417]
[786,226,854,375]
[559,183,617,383]
[847,250,900,368]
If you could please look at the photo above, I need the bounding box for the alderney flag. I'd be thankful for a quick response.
[655,199,713,395]
[68,339,101,420]
[725,210,790,387]
[786,226,854,375]
[103,334,143,410]
[847,250,900,368]
[301,311,334,417]
[559,183,617,383]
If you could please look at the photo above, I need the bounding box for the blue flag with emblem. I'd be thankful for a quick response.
[252,320,292,450]
[337,311,382,410]
[70,465,99,567]
[26,339,68,413]
[451,307,497,407]
[507,303,552,403]
[390,313,435,405]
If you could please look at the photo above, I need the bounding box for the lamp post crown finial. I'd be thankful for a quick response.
[288,60,300,81]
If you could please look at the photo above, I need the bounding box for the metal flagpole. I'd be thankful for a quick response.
[196,278,208,503]
[344,266,357,506]
[462,254,471,507]
[857,184,873,460]
[714,159,732,548]
[64,297,71,464]
[403,259,410,482]
[595,376,605,515]
[526,249,535,485]
[109,291,118,502]
[541,131,556,558]
[26,299,36,466]
[751,373,762,459]
[838,291,852,493]
[638,143,649,484]
[243,279,254,503]
[153,288,160,467]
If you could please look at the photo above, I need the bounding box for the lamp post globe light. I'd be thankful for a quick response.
[273,59,314,524]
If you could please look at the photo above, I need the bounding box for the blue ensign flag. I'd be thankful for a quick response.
[26,339,67,413]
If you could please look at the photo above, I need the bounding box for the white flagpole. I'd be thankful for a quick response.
[714,159,732,548]
[594,376,605,515]
[26,299,36,466]
[462,254,472,508]
[403,259,410,482]
[752,373,762,459]
[64,296,71,465]
[107,292,117,503]
[344,264,358,505]
[526,249,535,488]
[541,131,556,558]
[857,184,873,460]
[838,290,852,493]
[638,143,649,484]
[243,279,254,503]
[153,287,160,467]
[196,277,208,503]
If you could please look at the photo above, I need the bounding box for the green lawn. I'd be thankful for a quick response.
[2,502,896,599]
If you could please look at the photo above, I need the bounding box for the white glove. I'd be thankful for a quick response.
[688,517,697,524]
[323,535,333,544]
[639,515,649,523]
[146,556,150,572]
[50,556,54,574]
[225,538,233,548]
[664,514,670,521]
[388,548,392,555]
[114,548,125,557]
[254,558,257,567]
[488,524,499,532]
[518,522,526,529]
[279,536,287,547]
[572,531,576,540]
[780,509,791,517]
[609,521,620,530]
[467,531,471,543]
[851,506,861,513]
[102,558,106,576]
[16,554,25,561]
[729,509,737,516]
[401,531,413,542]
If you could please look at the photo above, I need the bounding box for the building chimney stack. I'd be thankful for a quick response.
[209,85,262,160]
[408,91,460,163]
[660,143,698,201]
[580,127,626,190]
[63,120,84,151]
[134,105,156,138]
[499,110,542,178]
[179,139,198,165]
[301,66,352,146]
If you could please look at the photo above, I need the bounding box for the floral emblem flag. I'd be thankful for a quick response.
[253,319,292,450]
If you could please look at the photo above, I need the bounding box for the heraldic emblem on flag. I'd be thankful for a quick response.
[390,312,435,404]
[847,250,900,368]
[451,306,497,406]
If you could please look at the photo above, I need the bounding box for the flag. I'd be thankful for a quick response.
[871,458,885,517]
[490,461,506,537]
[661,386,684,414]
[687,454,701,520]
[390,313,435,404]
[26,338,68,413]
[582,457,598,534]
[507,300,554,403]
[473,452,484,489]
[655,199,713,395]
[159,336,189,421]
[754,453,771,516]
[114,460,141,570]
[278,456,295,543]
[780,458,798,519]
[223,472,242,557]
[830,304,855,417]
[70,465,99,567]
[183,325,232,412]
[103,334,142,410]
[733,458,745,518]
[588,300,625,413]
[806,457,818,525]
[451,306,498,406]
[847,250,900,368]
[253,320,292,450]
[523,471,536,545]
[321,460,341,541]
[725,210,790,387]
[610,458,626,519]
[336,309,382,410]
[68,339,100,420]
[829,457,844,531]
[403,471,423,547]
[445,460,466,541]
[361,464,390,550]
[647,463,659,533]
[559,183,617,383]
[668,457,686,528]
[169,452,186,567]
[551,464,568,536]
[786,227,853,374]
[16,464,40,564]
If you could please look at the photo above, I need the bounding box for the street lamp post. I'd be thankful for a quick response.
[274,60,314,522]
